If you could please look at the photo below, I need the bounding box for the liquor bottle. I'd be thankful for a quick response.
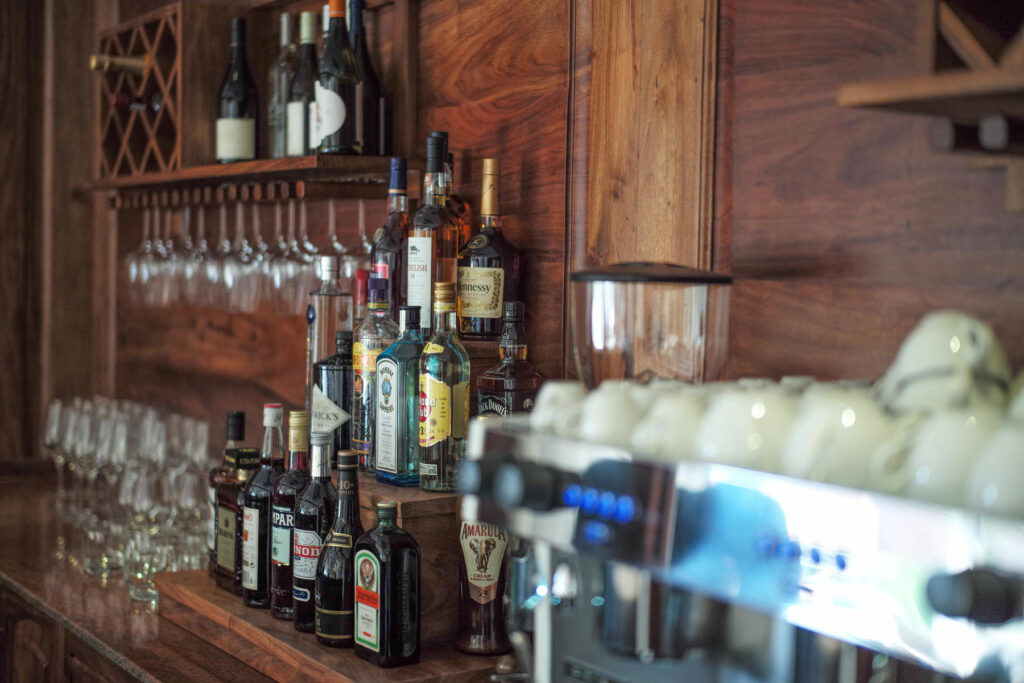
[89,53,148,73]
[349,0,385,155]
[270,410,312,619]
[317,0,359,154]
[352,278,400,473]
[209,411,245,576]
[215,444,259,594]
[313,330,354,459]
[108,92,163,114]
[376,306,425,487]
[315,449,363,646]
[477,301,545,416]
[293,432,338,632]
[216,17,259,163]
[307,256,353,413]
[268,12,297,159]
[370,157,409,319]
[408,135,459,333]
[354,500,421,667]
[287,12,319,156]
[456,519,512,655]
[242,404,286,608]
[458,159,524,340]
[419,282,470,492]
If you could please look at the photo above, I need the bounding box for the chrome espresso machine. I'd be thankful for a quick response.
[460,264,1024,683]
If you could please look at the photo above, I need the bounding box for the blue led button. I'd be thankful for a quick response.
[613,495,637,524]
[583,521,611,545]
[780,541,801,559]
[836,554,848,571]
[580,488,600,515]
[810,548,821,564]
[562,483,583,507]
[597,492,617,520]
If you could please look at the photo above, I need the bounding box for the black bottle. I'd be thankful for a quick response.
[242,404,286,608]
[293,431,338,633]
[313,330,354,462]
[315,449,364,646]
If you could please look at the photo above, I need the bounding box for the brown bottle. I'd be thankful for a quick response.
[455,519,512,655]
[209,411,245,578]
[215,445,259,594]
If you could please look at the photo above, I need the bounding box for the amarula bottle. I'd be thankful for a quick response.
[408,135,459,333]
[313,330,354,460]
[287,11,319,156]
[270,411,311,619]
[352,278,400,473]
[376,305,425,487]
[209,411,245,576]
[477,302,545,416]
[456,519,512,655]
[317,0,359,154]
[370,157,409,320]
[215,444,259,594]
[354,500,421,667]
[419,282,470,492]
[216,17,259,162]
[242,404,285,608]
[293,432,338,632]
[349,0,385,155]
[315,449,363,646]
[458,158,524,340]
[268,12,297,159]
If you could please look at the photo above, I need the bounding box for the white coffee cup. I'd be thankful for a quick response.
[578,381,641,449]
[966,421,1024,518]
[530,381,587,436]
[630,391,704,462]
[694,383,796,473]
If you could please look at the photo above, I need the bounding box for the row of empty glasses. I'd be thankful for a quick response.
[125,198,373,315]
[42,396,212,603]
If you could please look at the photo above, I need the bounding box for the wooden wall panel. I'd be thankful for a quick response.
[720,0,1024,380]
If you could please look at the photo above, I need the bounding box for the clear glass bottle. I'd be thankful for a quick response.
[352,278,400,473]
[293,432,338,633]
[242,404,286,608]
[208,411,244,576]
[287,12,319,156]
[477,302,545,416]
[270,410,311,619]
[268,13,297,159]
[307,255,353,413]
[370,157,409,320]
[315,449,363,646]
[375,306,425,487]
[418,282,470,492]
[313,330,354,460]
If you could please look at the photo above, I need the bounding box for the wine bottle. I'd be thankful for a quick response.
[315,449,364,646]
[242,404,286,608]
[268,13,298,159]
[89,53,148,74]
[317,0,359,154]
[287,12,319,156]
[293,432,338,633]
[349,0,385,155]
[370,157,409,319]
[108,92,163,114]
[216,17,259,163]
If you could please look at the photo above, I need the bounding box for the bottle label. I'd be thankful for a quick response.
[242,506,259,590]
[308,100,319,150]
[312,383,351,434]
[375,358,399,472]
[406,236,433,322]
[460,522,509,604]
[271,505,294,567]
[207,487,217,552]
[372,261,389,280]
[315,81,346,140]
[215,118,255,160]
[316,606,353,642]
[453,379,469,439]
[478,390,537,417]
[353,342,383,455]
[285,101,307,156]
[216,505,236,571]
[419,463,438,476]
[457,266,505,319]
[419,374,451,447]
[293,528,323,583]
[354,549,381,652]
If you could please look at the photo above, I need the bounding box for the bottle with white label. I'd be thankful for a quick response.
[293,431,338,633]
[208,411,245,578]
[353,500,420,667]
[317,0,359,154]
[215,445,260,595]
[270,411,311,620]
[456,519,512,655]
[352,278,399,474]
[242,404,285,608]
[216,17,259,162]
[313,329,354,461]
[286,12,318,156]
[375,305,424,487]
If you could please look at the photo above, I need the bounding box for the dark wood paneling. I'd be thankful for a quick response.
[719,0,1024,380]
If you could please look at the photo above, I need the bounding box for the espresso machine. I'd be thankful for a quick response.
[461,264,1024,683]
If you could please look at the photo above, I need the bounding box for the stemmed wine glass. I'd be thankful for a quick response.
[125,208,154,306]
[183,205,209,306]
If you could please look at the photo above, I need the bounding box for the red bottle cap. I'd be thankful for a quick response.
[354,269,369,307]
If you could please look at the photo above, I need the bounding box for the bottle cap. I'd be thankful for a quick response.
[263,403,284,427]
[433,281,456,301]
[310,431,332,447]
[322,4,330,30]
[482,158,499,176]
[377,499,398,520]
[399,305,420,330]
[503,300,524,321]
[278,13,293,48]
[230,17,247,46]
[389,157,407,193]
[429,131,449,154]
[425,136,444,174]
[319,255,340,281]
[336,449,359,469]
[288,410,310,452]
[335,329,353,346]
[328,0,344,18]
[299,11,316,44]
[226,411,245,441]
[481,157,500,217]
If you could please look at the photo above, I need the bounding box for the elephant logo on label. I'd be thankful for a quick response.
[469,538,497,573]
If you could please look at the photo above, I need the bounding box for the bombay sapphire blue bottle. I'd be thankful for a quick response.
[375,305,425,486]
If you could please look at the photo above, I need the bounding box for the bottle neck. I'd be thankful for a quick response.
[367,301,390,318]
[424,172,447,207]
[299,42,316,61]
[328,15,350,50]
[378,515,398,530]
[349,3,365,42]
[287,448,309,472]
[334,468,359,525]
[499,319,528,361]
[260,425,284,465]
[432,306,457,333]
[480,214,502,235]
[387,192,408,216]
[230,42,248,67]
[311,444,332,479]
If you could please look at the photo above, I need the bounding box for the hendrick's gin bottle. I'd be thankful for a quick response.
[315,449,363,646]
[293,431,338,633]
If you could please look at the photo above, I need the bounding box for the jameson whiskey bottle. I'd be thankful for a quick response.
[375,306,425,487]
[352,278,399,473]
[270,411,311,620]
[293,432,338,633]
[419,282,470,492]
[315,449,363,646]
[458,158,523,340]
[354,501,421,667]
[477,302,546,416]
[242,404,285,608]
[215,444,259,594]
[370,157,409,320]
[456,519,512,655]
[313,329,354,459]
[209,411,245,576]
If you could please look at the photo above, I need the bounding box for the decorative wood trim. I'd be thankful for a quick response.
[937,1,996,70]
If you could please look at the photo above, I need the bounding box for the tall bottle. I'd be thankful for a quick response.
[268,13,297,159]
[352,278,400,473]
[456,519,512,655]
[307,256,353,413]
[370,157,409,320]
[313,330,354,460]
[216,17,259,163]
[428,132,471,247]
[208,411,245,576]
[270,411,312,619]
[354,501,421,667]
[477,302,545,416]
[376,306,425,487]
[419,282,470,492]
[215,443,259,594]
[293,432,338,633]
[287,12,319,156]
[242,404,286,608]
[349,0,385,155]
[458,159,524,340]
[408,135,459,333]
[315,449,364,646]
[317,0,359,154]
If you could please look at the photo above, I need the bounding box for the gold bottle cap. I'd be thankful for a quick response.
[480,158,500,217]
[288,410,310,452]
[377,500,398,510]
[433,281,456,300]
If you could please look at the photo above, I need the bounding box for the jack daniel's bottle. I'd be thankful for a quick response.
[477,301,545,416]
[456,520,511,655]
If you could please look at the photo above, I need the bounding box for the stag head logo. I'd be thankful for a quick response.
[469,538,497,572]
